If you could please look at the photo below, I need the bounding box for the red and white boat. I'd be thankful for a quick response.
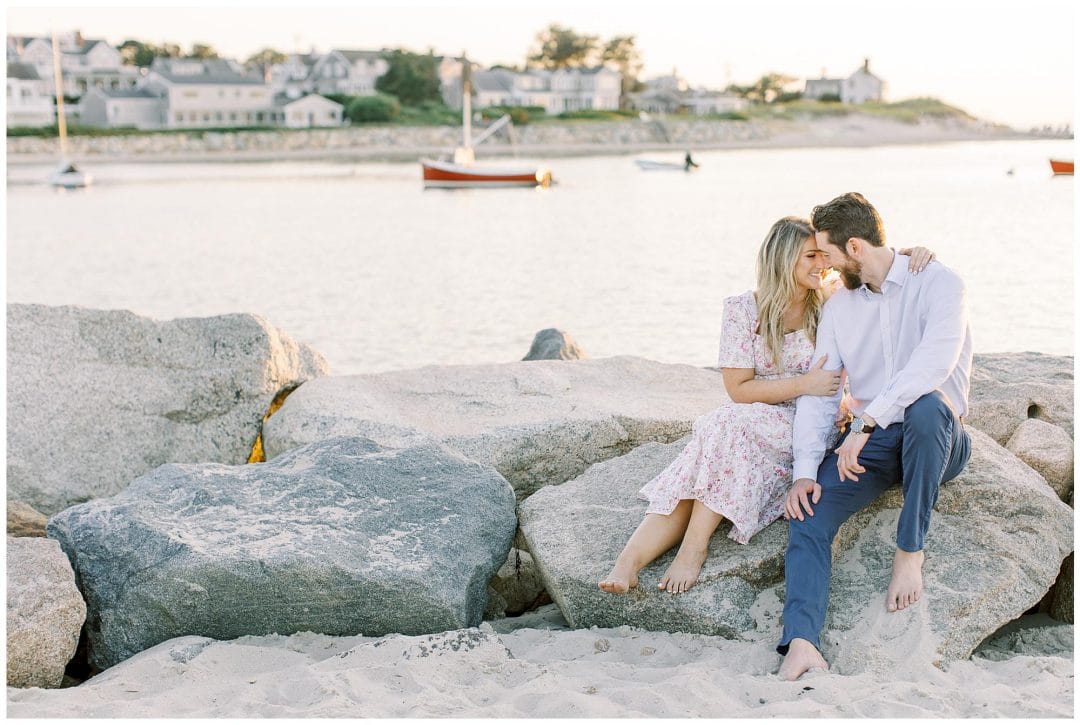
[421,55,551,189]
[421,158,552,187]
[1049,159,1074,175]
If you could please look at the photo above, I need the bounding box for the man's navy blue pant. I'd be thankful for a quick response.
[777,391,971,654]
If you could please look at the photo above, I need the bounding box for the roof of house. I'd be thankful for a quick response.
[93,87,160,99]
[150,57,264,85]
[335,49,384,63]
[7,62,41,80]
[471,69,514,94]
[65,39,108,55]
[273,92,343,108]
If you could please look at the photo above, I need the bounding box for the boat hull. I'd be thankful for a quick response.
[1050,159,1074,175]
[421,159,551,188]
[634,160,690,171]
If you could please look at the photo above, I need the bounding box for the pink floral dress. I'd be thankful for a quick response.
[638,290,815,544]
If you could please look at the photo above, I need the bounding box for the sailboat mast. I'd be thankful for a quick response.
[50,29,69,159]
[461,54,472,149]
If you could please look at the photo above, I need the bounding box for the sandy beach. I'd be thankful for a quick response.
[7,606,1073,718]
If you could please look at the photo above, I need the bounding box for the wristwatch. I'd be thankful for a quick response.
[850,416,876,435]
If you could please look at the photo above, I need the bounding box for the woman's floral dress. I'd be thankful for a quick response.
[637,290,816,544]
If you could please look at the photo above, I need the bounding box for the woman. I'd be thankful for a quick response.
[598,217,934,595]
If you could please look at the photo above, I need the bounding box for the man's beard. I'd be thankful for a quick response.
[838,258,864,290]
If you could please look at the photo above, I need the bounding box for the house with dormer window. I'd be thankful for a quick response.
[7,31,138,98]
[143,57,276,127]
[308,49,389,96]
[6,61,54,126]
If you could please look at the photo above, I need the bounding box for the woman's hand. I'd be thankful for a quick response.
[800,354,842,396]
[899,246,936,274]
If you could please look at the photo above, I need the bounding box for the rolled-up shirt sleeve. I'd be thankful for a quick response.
[862,272,968,427]
[792,301,844,482]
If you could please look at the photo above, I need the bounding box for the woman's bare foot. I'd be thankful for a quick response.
[599,558,640,594]
[778,638,828,681]
[886,548,925,612]
[657,545,708,593]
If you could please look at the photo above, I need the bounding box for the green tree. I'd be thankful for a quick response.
[246,47,287,66]
[600,35,644,107]
[187,43,219,60]
[528,24,598,69]
[375,49,442,106]
[346,93,401,123]
[728,73,798,103]
[117,39,181,67]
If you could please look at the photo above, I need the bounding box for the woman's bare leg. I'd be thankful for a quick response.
[599,499,694,594]
[659,500,724,593]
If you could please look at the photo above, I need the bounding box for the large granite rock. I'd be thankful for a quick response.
[7,304,329,515]
[263,356,729,497]
[1005,419,1074,500]
[522,328,586,361]
[520,428,1073,669]
[7,536,87,688]
[7,500,48,537]
[47,436,517,670]
[968,352,1073,445]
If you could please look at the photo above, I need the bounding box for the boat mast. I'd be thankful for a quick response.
[461,52,472,150]
[452,52,475,165]
[50,28,69,161]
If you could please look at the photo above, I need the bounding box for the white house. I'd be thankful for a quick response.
[7,32,138,98]
[447,65,621,115]
[274,93,344,128]
[308,49,389,96]
[143,57,274,128]
[79,87,165,129]
[678,91,749,115]
[804,59,884,104]
[269,52,318,99]
[6,61,54,127]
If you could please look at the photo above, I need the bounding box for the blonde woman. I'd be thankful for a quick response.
[599,217,934,595]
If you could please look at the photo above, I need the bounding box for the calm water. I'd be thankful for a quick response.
[6,140,1074,374]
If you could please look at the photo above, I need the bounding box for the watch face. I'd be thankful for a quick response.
[851,418,864,433]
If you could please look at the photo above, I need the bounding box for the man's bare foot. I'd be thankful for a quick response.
[657,545,708,593]
[599,558,640,594]
[778,638,828,681]
[886,548,925,612]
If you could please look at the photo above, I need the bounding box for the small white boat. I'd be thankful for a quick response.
[635,153,699,172]
[49,161,92,188]
[47,29,92,189]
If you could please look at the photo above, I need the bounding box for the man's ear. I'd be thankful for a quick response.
[846,237,863,257]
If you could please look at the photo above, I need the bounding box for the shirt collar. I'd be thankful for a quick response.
[859,250,906,297]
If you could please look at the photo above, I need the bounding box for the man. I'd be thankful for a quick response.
[776,192,973,681]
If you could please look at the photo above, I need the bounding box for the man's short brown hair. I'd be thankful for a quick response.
[811,192,886,249]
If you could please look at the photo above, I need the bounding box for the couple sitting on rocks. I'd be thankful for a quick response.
[598,192,972,681]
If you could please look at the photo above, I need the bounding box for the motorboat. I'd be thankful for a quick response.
[635,152,699,172]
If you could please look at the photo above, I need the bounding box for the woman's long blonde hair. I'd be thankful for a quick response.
[754,216,822,368]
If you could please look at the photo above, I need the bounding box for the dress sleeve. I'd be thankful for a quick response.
[717,294,755,369]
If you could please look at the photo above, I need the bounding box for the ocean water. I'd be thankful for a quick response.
[6,139,1074,374]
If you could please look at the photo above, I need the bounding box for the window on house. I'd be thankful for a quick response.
[229,112,236,121]
[256,111,264,122]
[202,112,210,121]
[175,112,183,122]
[215,112,223,121]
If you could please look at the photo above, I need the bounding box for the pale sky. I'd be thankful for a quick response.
[6,0,1075,129]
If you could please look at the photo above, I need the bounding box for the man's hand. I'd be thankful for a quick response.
[836,432,869,481]
[784,478,822,521]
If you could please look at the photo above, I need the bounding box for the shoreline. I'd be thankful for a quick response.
[5,114,1050,166]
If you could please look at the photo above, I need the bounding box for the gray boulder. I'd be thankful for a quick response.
[7,500,47,537]
[47,436,517,670]
[968,352,1073,445]
[1005,418,1073,500]
[520,428,1072,669]
[7,304,329,515]
[263,356,729,498]
[522,328,586,361]
[7,536,87,688]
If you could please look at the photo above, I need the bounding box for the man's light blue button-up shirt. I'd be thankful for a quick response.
[791,252,973,482]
